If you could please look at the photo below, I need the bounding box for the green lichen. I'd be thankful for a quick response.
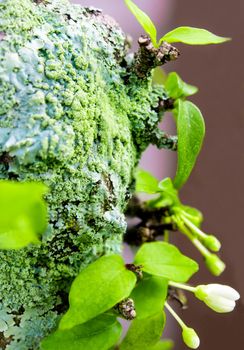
[0,0,167,348]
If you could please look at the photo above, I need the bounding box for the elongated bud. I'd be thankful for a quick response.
[195,284,240,313]
[182,327,200,349]
[203,235,221,252]
[205,254,225,276]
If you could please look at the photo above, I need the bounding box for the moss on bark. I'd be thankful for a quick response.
[0,0,168,348]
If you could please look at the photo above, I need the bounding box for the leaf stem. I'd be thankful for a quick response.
[169,281,196,293]
[164,230,169,242]
[173,215,211,258]
[180,214,206,240]
[165,301,186,329]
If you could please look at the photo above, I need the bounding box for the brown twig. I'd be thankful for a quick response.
[125,197,176,245]
[132,35,180,79]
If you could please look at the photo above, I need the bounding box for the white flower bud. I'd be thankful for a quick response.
[195,284,240,313]
[182,327,200,349]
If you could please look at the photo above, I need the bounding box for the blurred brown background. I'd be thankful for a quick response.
[169,0,244,349]
[74,1,244,348]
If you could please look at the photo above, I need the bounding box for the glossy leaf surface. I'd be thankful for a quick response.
[131,276,168,319]
[134,242,198,282]
[0,181,48,249]
[174,100,205,189]
[125,0,157,46]
[59,255,136,330]
[41,314,121,350]
[120,312,165,350]
[161,27,230,45]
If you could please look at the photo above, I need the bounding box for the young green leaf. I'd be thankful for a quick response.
[59,255,136,330]
[135,168,159,194]
[149,340,174,350]
[157,178,180,206]
[153,67,167,85]
[0,181,48,249]
[131,276,168,319]
[134,242,198,282]
[124,0,158,47]
[160,27,230,45]
[147,195,173,209]
[41,314,122,350]
[178,205,203,227]
[173,100,205,189]
[165,72,198,100]
[120,312,166,350]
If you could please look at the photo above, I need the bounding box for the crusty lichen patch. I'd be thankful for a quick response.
[0,0,166,348]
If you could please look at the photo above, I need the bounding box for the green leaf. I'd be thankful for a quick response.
[59,255,136,330]
[173,100,205,189]
[157,178,180,205]
[120,312,166,350]
[41,314,122,350]
[161,27,230,45]
[0,181,48,249]
[134,242,198,282]
[131,276,168,319]
[179,205,203,227]
[149,340,174,350]
[147,196,173,209]
[153,67,167,85]
[135,169,159,194]
[165,72,198,100]
[124,0,158,47]
[147,178,179,209]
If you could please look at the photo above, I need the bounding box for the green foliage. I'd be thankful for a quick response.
[125,0,157,46]
[59,255,136,330]
[178,205,203,227]
[165,72,198,100]
[149,340,174,350]
[161,27,230,45]
[1,2,233,350]
[41,314,122,350]
[157,178,180,206]
[134,170,224,275]
[134,242,199,282]
[174,100,205,189]
[124,0,229,48]
[124,2,227,189]
[1,0,170,345]
[135,169,159,194]
[120,312,166,350]
[131,276,168,319]
[0,181,48,249]
[135,174,203,228]
[153,67,167,85]
[134,173,180,207]
[41,248,183,349]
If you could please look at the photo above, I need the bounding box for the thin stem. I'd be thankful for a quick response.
[173,215,192,240]
[173,215,211,258]
[181,214,206,240]
[165,302,186,329]
[169,281,196,293]
[164,230,169,242]
[191,237,210,258]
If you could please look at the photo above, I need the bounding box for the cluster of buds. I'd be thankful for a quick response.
[171,207,225,276]
[166,282,240,348]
